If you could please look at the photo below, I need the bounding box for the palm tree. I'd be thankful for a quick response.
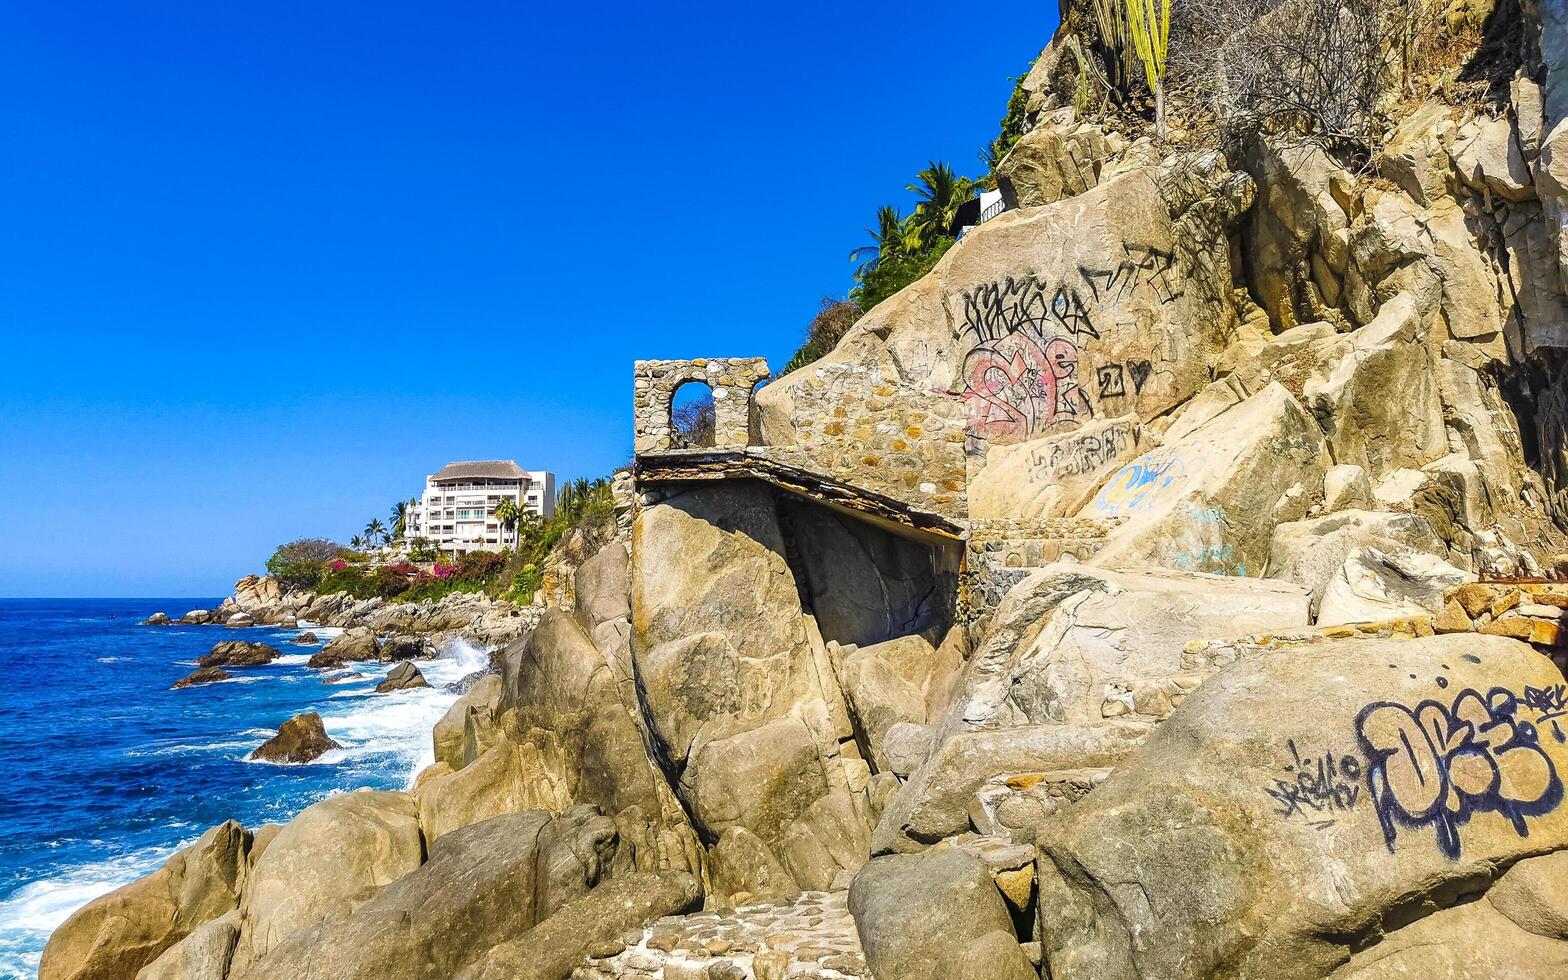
[390,500,410,540]
[906,162,976,249]
[493,498,520,548]
[849,205,918,275]
[350,533,366,550]
[365,518,387,549]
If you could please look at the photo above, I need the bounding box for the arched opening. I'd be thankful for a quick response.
[670,380,716,449]
[747,375,771,445]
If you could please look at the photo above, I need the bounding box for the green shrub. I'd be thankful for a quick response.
[986,71,1032,173]
[851,237,955,311]
[455,550,507,581]
[265,538,341,590]
[782,298,863,376]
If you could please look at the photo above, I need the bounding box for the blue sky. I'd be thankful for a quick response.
[0,1,1057,597]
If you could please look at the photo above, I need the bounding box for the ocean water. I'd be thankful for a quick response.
[0,598,486,979]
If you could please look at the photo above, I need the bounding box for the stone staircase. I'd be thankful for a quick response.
[571,891,868,980]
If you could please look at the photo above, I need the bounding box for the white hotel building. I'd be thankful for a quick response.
[405,461,556,555]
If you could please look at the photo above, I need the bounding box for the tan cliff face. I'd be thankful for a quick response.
[39,8,1568,980]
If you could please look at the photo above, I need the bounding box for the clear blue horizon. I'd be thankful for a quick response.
[0,1,1059,597]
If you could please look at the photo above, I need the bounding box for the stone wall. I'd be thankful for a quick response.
[633,358,771,454]
[755,355,970,518]
[959,516,1117,625]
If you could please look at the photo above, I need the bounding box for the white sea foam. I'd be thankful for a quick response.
[0,843,181,971]
[296,623,343,639]
[128,738,268,758]
[313,639,492,786]
[273,654,311,666]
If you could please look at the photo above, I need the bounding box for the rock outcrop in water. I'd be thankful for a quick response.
[171,666,230,689]
[247,713,340,764]
[196,642,279,668]
[42,5,1568,979]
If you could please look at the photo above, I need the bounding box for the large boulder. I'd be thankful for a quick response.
[1084,381,1330,576]
[873,723,1146,854]
[378,634,434,661]
[374,661,428,693]
[171,666,230,689]
[632,483,874,889]
[1034,633,1568,980]
[488,598,703,880]
[133,910,239,980]
[228,790,422,975]
[196,641,279,668]
[454,870,702,980]
[236,808,619,980]
[849,848,1035,980]
[40,821,252,980]
[309,627,378,668]
[1266,509,1448,617]
[414,737,566,843]
[1487,849,1568,941]
[247,713,340,764]
[572,541,631,635]
[1296,290,1448,481]
[432,674,503,771]
[1316,545,1470,625]
[831,634,947,773]
[1325,896,1568,978]
[873,563,1310,853]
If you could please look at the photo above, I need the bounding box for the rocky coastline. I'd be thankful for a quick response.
[40,6,1568,980]
[146,573,541,649]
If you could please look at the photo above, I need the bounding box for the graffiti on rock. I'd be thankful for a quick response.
[1264,739,1362,828]
[955,247,1186,452]
[1356,687,1564,859]
[1523,684,1568,743]
[961,334,1093,452]
[1094,359,1154,400]
[1089,448,1200,518]
[1168,502,1244,576]
[958,275,1099,347]
[1025,421,1141,479]
[1077,243,1184,306]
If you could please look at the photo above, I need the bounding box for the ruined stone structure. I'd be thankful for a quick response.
[632,357,771,454]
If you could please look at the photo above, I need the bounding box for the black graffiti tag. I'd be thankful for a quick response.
[1357,687,1564,859]
[1264,739,1362,828]
[958,275,1099,346]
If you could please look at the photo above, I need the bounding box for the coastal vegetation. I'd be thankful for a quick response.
[500,474,616,602]
[260,474,618,607]
[781,73,1034,374]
